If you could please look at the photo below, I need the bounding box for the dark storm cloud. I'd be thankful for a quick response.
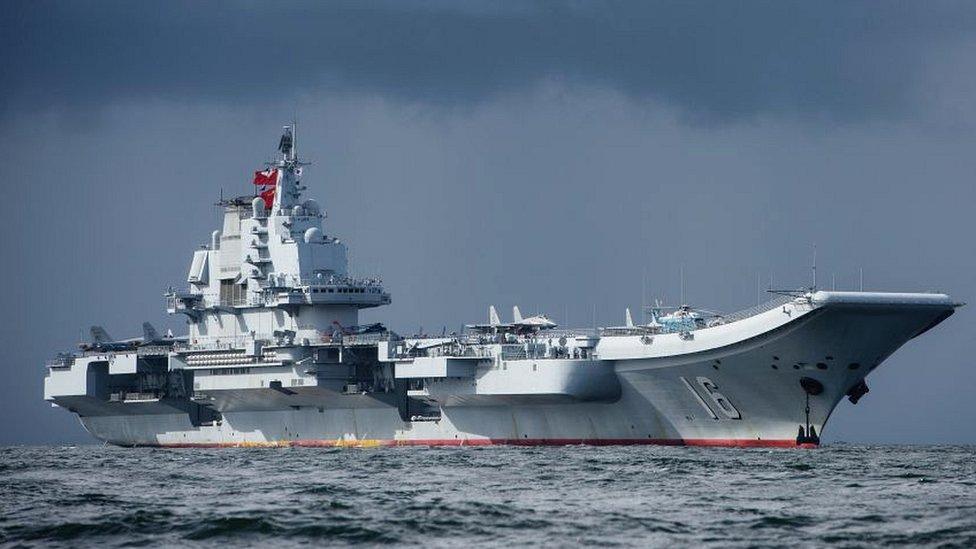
[3,1,975,122]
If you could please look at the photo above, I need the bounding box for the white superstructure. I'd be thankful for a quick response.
[44,127,960,448]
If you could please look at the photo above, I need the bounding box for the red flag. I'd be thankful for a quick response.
[253,168,278,208]
[253,168,278,186]
[260,186,275,209]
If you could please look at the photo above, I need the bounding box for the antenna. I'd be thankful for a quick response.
[811,243,817,290]
[679,264,685,305]
[859,268,864,291]
[641,267,647,324]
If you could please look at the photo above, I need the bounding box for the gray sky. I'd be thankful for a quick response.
[1,1,974,444]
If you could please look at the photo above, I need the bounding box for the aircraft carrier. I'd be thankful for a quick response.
[44,126,960,448]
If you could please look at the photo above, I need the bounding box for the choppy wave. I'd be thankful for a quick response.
[1,444,974,547]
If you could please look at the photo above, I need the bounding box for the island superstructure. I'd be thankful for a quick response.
[44,126,959,448]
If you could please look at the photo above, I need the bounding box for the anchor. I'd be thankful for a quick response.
[796,377,824,446]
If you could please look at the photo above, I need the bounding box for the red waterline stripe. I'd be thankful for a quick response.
[154,438,813,449]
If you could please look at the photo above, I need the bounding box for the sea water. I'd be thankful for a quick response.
[1,444,974,547]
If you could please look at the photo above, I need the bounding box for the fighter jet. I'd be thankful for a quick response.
[331,321,386,336]
[465,305,509,332]
[512,306,557,331]
[79,323,187,352]
[467,305,557,334]
[141,322,187,346]
[79,326,140,352]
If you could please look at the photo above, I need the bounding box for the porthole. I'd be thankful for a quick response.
[816,363,828,370]
[792,364,800,370]
[848,363,861,370]
[771,364,778,370]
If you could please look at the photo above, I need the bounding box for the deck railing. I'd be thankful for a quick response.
[713,294,798,325]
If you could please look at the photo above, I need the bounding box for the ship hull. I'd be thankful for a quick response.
[79,409,803,449]
[77,294,954,449]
